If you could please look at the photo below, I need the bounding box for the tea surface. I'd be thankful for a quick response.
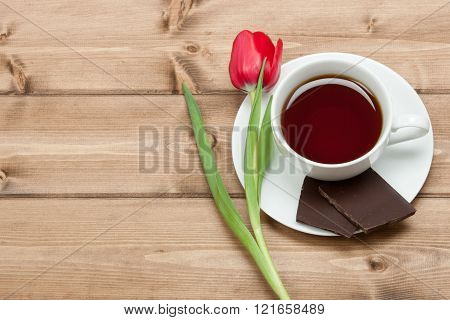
[282,81,382,164]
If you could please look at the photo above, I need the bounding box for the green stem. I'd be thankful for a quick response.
[257,96,273,201]
[245,87,290,300]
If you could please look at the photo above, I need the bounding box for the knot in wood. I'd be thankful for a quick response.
[368,255,386,272]
[186,43,199,53]
[0,170,7,185]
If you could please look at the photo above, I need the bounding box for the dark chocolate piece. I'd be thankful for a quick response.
[319,169,416,233]
[297,177,358,238]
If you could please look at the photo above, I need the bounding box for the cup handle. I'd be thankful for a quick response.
[388,114,430,145]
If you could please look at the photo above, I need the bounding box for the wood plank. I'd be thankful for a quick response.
[0,0,449,94]
[0,94,448,196]
[0,197,448,299]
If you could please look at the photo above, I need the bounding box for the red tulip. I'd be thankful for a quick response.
[229,30,283,92]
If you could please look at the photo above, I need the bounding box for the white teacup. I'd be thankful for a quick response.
[271,56,430,181]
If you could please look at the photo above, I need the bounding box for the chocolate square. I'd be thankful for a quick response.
[318,169,416,233]
[297,177,358,238]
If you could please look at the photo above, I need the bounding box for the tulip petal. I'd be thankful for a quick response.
[265,38,283,90]
[253,32,275,64]
[253,32,277,89]
[228,30,283,92]
[229,30,260,91]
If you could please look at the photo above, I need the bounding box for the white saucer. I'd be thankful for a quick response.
[231,53,434,237]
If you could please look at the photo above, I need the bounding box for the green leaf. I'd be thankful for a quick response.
[182,83,289,300]
[244,59,266,235]
[244,62,289,299]
[257,96,273,200]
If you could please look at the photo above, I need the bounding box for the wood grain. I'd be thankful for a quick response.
[0,0,449,94]
[0,94,447,197]
[0,197,448,299]
[0,0,449,301]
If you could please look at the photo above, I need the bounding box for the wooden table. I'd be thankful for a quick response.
[0,0,449,300]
